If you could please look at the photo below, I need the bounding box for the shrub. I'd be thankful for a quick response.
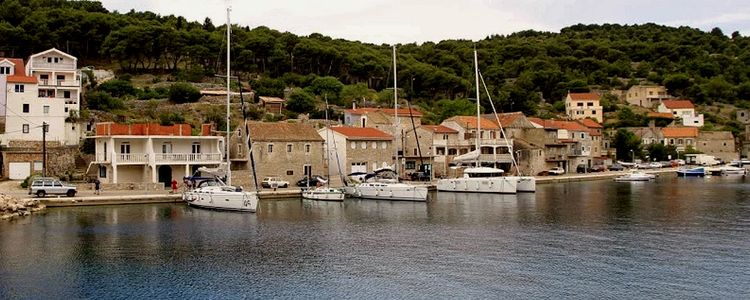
[97,79,136,97]
[169,83,202,104]
[159,112,186,125]
[87,91,125,111]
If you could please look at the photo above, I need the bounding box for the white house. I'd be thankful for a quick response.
[625,85,670,108]
[0,48,82,146]
[564,92,603,123]
[91,123,224,186]
[657,100,704,127]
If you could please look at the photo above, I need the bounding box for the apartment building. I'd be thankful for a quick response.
[564,92,603,123]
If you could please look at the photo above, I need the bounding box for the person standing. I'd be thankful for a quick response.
[94,179,101,195]
[171,179,178,194]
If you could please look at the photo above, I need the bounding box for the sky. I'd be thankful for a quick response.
[101,0,750,44]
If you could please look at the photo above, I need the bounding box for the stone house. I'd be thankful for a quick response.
[529,118,594,170]
[402,126,434,176]
[564,92,603,123]
[661,127,698,152]
[231,121,325,187]
[440,116,514,170]
[0,140,76,180]
[625,85,669,108]
[91,123,223,187]
[696,131,738,162]
[577,118,605,159]
[657,100,704,127]
[317,126,394,177]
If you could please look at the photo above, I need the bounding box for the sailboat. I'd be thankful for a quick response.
[352,45,428,201]
[436,49,518,194]
[183,6,259,212]
[302,96,345,201]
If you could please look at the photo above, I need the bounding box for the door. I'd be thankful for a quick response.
[9,162,31,180]
[351,162,366,174]
[191,142,201,161]
[303,165,312,177]
[158,165,172,187]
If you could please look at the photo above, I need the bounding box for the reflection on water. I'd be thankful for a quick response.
[1,177,749,298]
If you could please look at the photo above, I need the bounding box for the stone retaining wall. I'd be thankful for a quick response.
[0,193,45,220]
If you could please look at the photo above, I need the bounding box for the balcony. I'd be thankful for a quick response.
[39,79,81,87]
[478,153,513,163]
[118,153,149,164]
[155,153,222,163]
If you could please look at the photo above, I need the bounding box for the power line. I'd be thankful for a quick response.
[0,101,42,126]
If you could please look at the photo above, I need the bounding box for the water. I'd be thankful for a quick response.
[1,177,749,299]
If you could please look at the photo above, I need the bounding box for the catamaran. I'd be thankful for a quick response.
[436,49,518,194]
[183,6,259,212]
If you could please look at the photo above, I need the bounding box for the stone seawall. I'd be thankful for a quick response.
[0,193,45,220]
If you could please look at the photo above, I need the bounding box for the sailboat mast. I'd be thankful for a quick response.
[324,94,331,188]
[393,45,399,176]
[474,48,480,167]
[225,6,232,184]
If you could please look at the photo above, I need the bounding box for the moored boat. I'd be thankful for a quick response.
[614,171,655,182]
[676,167,706,177]
[183,168,258,212]
[437,167,518,194]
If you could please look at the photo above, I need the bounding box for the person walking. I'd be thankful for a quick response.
[171,179,178,194]
[94,178,101,195]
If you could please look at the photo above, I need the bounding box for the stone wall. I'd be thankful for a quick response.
[1,143,77,180]
[249,140,326,185]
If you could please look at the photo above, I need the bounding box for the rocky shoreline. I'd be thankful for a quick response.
[0,194,46,220]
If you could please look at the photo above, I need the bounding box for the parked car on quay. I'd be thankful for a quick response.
[296,175,327,187]
[576,164,591,173]
[548,167,565,175]
[608,163,625,171]
[261,176,289,188]
[591,165,607,172]
[28,177,77,197]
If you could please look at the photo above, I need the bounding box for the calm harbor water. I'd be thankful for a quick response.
[1,177,749,299]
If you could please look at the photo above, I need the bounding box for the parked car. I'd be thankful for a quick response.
[591,165,607,172]
[409,171,431,181]
[608,163,625,171]
[548,167,565,175]
[261,176,289,188]
[296,175,327,187]
[28,177,77,197]
[649,162,663,168]
[576,164,591,173]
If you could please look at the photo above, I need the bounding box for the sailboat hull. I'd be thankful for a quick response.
[355,182,428,201]
[184,188,258,212]
[302,187,345,201]
[513,176,536,193]
[437,176,518,194]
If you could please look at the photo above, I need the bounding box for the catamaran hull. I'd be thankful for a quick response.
[355,183,428,201]
[436,177,518,194]
[184,191,258,212]
[514,176,536,193]
[302,188,345,201]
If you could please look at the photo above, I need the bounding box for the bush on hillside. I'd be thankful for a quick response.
[169,83,202,104]
[87,91,125,111]
[97,79,136,97]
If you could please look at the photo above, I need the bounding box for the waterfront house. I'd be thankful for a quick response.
[564,92,603,123]
[577,118,605,159]
[483,112,547,175]
[625,85,670,108]
[231,121,325,186]
[402,126,435,177]
[696,131,738,162]
[440,116,514,171]
[661,127,698,152]
[259,96,285,115]
[625,126,664,146]
[529,118,594,170]
[91,123,223,188]
[317,126,394,177]
[657,100,704,127]
[423,124,459,178]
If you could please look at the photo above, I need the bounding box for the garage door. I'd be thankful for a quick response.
[9,162,31,180]
[351,162,367,173]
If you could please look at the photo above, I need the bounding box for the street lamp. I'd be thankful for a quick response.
[630,149,635,164]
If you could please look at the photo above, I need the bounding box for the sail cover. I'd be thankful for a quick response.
[452,149,480,163]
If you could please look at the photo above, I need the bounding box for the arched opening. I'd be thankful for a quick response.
[158,165,172,187]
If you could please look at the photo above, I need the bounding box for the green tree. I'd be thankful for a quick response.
[97,79,136,97]
[86,91,124,111]
[308,76,344,104]
[168,83,202,104]
[286,88,317,113]
[341,83,377,107]
[613,129,642,162]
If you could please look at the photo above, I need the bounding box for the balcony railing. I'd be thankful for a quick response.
[155,153,222,163]
[478,153,513,163]
[118,153,149,163]
[39,79,81,87]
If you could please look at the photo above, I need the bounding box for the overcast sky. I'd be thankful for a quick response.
[101,0,750,43]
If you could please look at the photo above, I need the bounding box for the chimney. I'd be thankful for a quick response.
[352,102,356,109]
[201,124,213,136]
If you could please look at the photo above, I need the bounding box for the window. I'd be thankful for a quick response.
[237,144,244,156]
[43,105,49,115]
[405,161,416,169]
[22,104,29,113]
[303,165,312,177]
[14,84,24,93]
[592,110,596,114]
[381,142,387,149]
[192,143,201,154]
[99,166,107,178]
[120,143,130,154]
[587,102,593,106]
[286,170,294,176]
[437,147,445,155]
[305,144,311,153]
[162,143,172,153]
[360,141,366,149]
[53,57,59,63]
[413,148,417,156]
[351,142,356,149]
[56,75,64,82]
[372,142,377,149]
[0,66,10,74]
[33,161,43,171]
[22,124,29,133]
[442,134,448,140]
[577,103,583,107]
[286,144,292,152]
[63,91,71,99]
[267,144,274,153]
[47,57,52,63]
[580,133,584,139]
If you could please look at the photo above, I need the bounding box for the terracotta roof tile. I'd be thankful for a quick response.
[330,126,393,140]
[661,100,694,109]
[0,58,36,84]
[568,92,600,101]
[247,121,324,141]
[662,127,698,138]
[577,118,603,128]
[444,116,500,130]
[647,112,674,119]
[422,125,458,134]
[345,107,423,117]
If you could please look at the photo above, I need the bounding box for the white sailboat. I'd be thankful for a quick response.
[436,49,518,194]
[183,6,258,212]
[302,96,345,201]
[353,45,428,202]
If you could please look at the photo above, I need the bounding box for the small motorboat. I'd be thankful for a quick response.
[302,186,345,201]
[676,167,706,177]
[614,171,655,182]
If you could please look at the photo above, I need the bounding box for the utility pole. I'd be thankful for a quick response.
[42,122,48,177]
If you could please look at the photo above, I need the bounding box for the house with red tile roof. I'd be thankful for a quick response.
[529,118,596,171]
[657,99,704,127]
[661,127,699,152]
[564,92,603,123]
[576,118,606,158]
[439,115,514,168]
[318,126,394,176]
[343,106,422,133]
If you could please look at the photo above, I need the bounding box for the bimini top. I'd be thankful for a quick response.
[197,167,227,177]
[464,167,505,174]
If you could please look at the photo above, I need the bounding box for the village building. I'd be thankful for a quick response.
[317,126,394,177]
[259,96,285,115]
[423,124,460,178]
[482,112,547,175]
[440,116,514,171]
[343,106,423,135]
[402,126,434,177]
[564,92,603,123]
[661,127,698,152]
[625,85,670,108]
[657,100,704,127]
[625,126,664,146]
[696,131,738,162]
[230,121,325,187]
[529,118,594,171]
[0,49,83,179]
[91,123,223,188]
[577,118,605,159]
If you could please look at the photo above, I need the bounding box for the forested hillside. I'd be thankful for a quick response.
[1,0,749,122]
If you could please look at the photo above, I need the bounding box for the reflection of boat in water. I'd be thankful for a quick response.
[614,171,655,182]
[676,167,706,177]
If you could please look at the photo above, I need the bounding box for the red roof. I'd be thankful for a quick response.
[647,112,674,119]
[528,118,590,132]
[96,123,198,136]
[0,58,36,84]
[444,116,500,130]
[330,126,393,140]
[662,127,698,138]
[568,92,600,101]
[422,125,458,134]
[661,100,694,109]
[345,107,423,117]
[577,118,603,129]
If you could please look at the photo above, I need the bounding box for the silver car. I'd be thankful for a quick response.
[28,177,77,197]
